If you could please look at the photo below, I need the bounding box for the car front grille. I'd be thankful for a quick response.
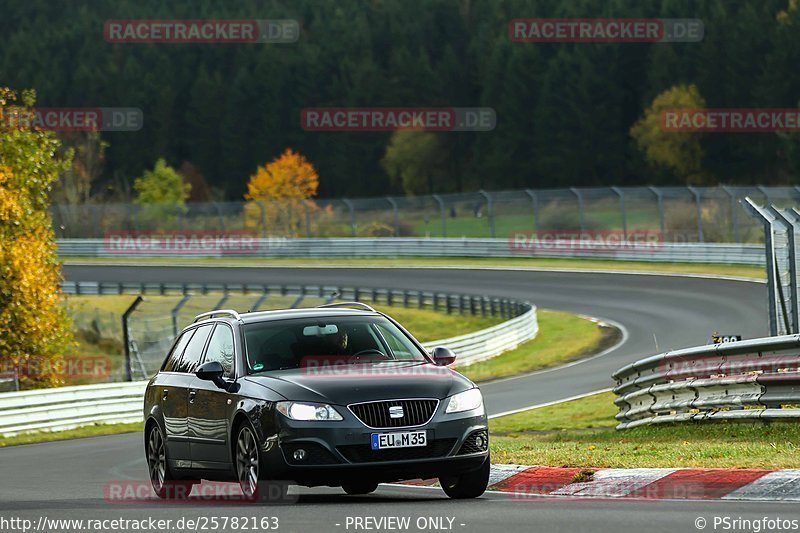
[349,399,438,428]
[337,438,457,463]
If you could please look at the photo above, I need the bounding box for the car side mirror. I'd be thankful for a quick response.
[196,361,228,390]
[431,346,456,366]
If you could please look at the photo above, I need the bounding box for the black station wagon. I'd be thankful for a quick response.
[143,302,490,500]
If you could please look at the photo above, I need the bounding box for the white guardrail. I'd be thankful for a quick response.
[0,304,537,437]
[56,238,765,265]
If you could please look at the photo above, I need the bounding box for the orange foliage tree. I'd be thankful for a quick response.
[244,148,325,237]
[0,88,75,388]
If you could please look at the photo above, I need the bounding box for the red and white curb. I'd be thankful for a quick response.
[400,466,800,501]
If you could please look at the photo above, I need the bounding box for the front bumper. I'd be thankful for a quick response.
[262,404,489,486]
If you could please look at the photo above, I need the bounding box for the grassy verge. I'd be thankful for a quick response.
[489,391,800,469]
[460,310,615,382]
[63,256,766,280]
[0,422,143,448]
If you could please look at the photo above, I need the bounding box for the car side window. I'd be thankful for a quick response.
[203,324,235,377]
[162,329,195,372]
[175,324,213,374]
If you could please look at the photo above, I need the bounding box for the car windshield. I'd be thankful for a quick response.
[243,315,428,373]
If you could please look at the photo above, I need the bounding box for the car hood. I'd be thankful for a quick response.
[244,361,473,404]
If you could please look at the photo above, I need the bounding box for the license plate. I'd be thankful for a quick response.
[371,430,427,450]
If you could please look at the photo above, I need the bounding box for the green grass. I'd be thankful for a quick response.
[460,310,614,382]
[63,256,766,280]
[489,391,800,469]
[0,422,143,447]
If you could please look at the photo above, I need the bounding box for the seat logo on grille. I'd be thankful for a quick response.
[388,406,404,419]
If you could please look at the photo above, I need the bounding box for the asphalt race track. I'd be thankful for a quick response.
[0,264,784,533]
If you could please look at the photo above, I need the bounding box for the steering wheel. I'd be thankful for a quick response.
[349,349,389,361]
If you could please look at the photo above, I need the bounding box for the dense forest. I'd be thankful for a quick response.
[2,0,800,200]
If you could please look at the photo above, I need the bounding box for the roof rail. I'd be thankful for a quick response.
[193,309,242,323]
[316,302,377,312]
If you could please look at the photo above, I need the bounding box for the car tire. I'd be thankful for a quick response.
[342,482,379,495]
[235,423,262,500]
[439,454,490,499]
[146,422,193,499]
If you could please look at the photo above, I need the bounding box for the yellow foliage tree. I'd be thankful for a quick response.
[0,88,75,388]
[244,148,323,237]
[630,84,708,184]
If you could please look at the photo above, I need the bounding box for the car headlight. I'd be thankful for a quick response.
[445,388,484,414]
[276,401,343,421]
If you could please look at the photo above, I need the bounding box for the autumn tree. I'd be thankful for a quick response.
[381,131,448,195]
[244,149,321,236]
[0,88,75,388]
[133,158,191,228]
[630,84,709,184]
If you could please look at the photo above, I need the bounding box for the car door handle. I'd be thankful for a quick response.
[189,390,196,404]
[162,389,168,401]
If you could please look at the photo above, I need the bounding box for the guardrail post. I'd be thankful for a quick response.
[342,198,356,237]
[611,186,627,240]
[171,294,192,337]
[478,190,495,238]
[386,197,400,237]
[122,296,144,382]
[525,189,540,230]
[688,186,705,242]
[570,187,585,232]
[432,194,446,237]
[648,186,666,238]
[252,289,269,311]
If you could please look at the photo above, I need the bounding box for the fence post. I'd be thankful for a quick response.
[342,198,356,237]
[524,189,540,230]
[122,296,144,382]
[257,201,267,238]
[432,194,446,237]
[570,187,585,231]
[648,186,666,238]
[478,190,495,238]
[688,186,705,243]
[720,185,740,243]
[171,294,192,337]
[742,198,781,336]
[303,201,312,238]
[213,202,225,231]
[386,197,400,237]
[611,186,627,239]
[770,206,800,334]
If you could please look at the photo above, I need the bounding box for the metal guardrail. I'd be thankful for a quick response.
[0,381,146,436]
[56,238,766,265]
[424,306,538,366]
[612,335,800,430]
